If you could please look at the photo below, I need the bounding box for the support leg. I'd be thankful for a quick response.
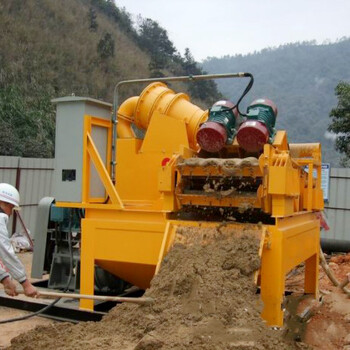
[260,271,285,326]
[304,253,319,297]
[80,220,95,310]
[260,235,285,326]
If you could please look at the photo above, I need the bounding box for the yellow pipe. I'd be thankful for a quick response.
[117,118,134,138]
[117,96,138,138]
[127,82,208,149]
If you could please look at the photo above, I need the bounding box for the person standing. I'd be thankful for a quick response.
[0,183,38,297]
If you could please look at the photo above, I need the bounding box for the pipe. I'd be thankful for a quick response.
[16,211,34,251]
[117,118,135,138]
[117,96,138,138]
[132,82,208,149]
[321,238,350,253]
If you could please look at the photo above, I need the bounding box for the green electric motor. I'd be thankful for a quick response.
[196,100,239,153]
[236,98,278,152]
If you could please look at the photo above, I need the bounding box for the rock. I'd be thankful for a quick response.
[344,333,350,345]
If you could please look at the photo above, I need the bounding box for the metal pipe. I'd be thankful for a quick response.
[16,211,34,251]
[111,73,252,182]
[321,238,350,253]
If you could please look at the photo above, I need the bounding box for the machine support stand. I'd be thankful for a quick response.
[260,235,284,327]
[259,213,320,326]
[47,78,324,328]
[260,283,284,327]
[80,219,95,310]
[304,253,319,296]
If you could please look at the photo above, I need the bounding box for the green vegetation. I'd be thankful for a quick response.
[328,81,350,166]
[136,17,177,76]
[97,33,115,59]
[202,39,350,166]
[0,85,54,157]
[0,0,220,158]
[0,0,348,166]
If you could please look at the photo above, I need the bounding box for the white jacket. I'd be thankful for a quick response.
[0,212,26,283]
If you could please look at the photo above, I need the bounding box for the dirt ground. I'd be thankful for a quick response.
[0,307,54,349]
[0,252,54,349]
[285,252,350,350]
[1,232,350,350]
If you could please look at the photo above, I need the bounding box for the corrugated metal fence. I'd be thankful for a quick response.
[0,156,54,237]
[0,156,349,246]
[323,168,350,244]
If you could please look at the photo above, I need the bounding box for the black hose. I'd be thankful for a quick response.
[0,292,63,324]
[321,238,350,253]
[0,210,75,324]
[226,72,254,117]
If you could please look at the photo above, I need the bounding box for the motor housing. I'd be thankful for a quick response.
[236,98,278,152]
[196,100,238,153]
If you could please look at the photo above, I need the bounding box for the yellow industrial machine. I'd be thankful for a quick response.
[53,73,323,326]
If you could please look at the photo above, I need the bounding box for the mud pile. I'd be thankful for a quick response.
[9,226,309,350]
[177,157,259,176]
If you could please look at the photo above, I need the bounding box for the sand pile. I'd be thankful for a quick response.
[9,226,309,350]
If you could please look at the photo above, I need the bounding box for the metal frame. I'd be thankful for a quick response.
[82,115,123,208]
[53,76,323,327]
[0,292,105,323]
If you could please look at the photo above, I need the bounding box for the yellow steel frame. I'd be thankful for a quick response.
[290,143,323,212]
[55,85,322,328]
[82,115,123,208]
[176,193,260,209]
[258,143,324,216]
[173,217,319,327]
[80,210,170,310]
[77,112,191,310]
[260,212,319,326]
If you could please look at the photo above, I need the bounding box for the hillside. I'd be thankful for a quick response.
[0,0,348,165]
[0,0,221,157]
[202,39,350,166]
[0,0,149,157]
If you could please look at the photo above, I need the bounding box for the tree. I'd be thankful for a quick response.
[97,32,115,59]
[137,17,176,75]
[0,85,55,158]
[328,81,350,166]
[137,18,176,57]
[183,48,197,74]
[88,7,98,32]
[181,48,222,104]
